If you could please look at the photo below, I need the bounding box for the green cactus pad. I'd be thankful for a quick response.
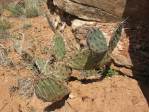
[87,28,108,53]
[35,58,50,75]
[35,78,70,102]
[108,22,123,54]
[69,49,107,70]
[98,22,123,67]
[69,49,90,70]
[53,33,66,60]
[51,64,72,81]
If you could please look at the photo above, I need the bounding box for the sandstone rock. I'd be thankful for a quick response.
[52,0,126,22]
[48,0,149,24]
[111,54,133,68]
[71,19,95,31]
[120,68,133,77]
[111,64,133,77]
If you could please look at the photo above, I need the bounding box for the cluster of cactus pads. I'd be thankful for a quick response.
[34,21,123,102]
[33,33,70,102]
[69,22,123,70]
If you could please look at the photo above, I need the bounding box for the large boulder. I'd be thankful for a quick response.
[52,0,126,22]
[48,0,149,23]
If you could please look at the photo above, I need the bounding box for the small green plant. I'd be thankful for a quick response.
[0,18,11,31]
[24,0,40,18]
[0,18,11,39]
[6,0,41,18]
[7,3,25,17]
[105,68,118,77]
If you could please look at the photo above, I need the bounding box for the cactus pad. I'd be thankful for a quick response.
[50,63,72,81]
[98,22,123,67]
[69,49,90,70]
[87,28,108,53]
[108,22,123,54]
[35,78,70,102]
[53,33,66,60]
[35,58,50,75]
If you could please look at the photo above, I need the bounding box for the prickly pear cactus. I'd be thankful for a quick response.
[69,28,108,70]
[24,22,123,103]
[21,55,70,102]
[35,78,70,102]
[69,22,123,73]
[98,22,123,67]
[32,18,123,102]
[53,33,66,60]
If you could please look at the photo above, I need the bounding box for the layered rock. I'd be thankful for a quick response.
[52,0,126,22]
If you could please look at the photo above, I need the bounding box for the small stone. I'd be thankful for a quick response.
[69,93,77,99]
[71,19,95,30]
[120,68,133,77]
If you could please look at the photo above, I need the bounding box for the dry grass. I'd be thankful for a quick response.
[7,3,25,17]
[6,0,41,18]
[0,18,11,39]
[0,18,11,31]
[24,0,41,18]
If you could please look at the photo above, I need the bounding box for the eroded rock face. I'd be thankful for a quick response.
[48,0,149,24]
[51,0,126,22]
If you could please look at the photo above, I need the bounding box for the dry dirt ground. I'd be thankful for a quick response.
[0,1,149,112]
